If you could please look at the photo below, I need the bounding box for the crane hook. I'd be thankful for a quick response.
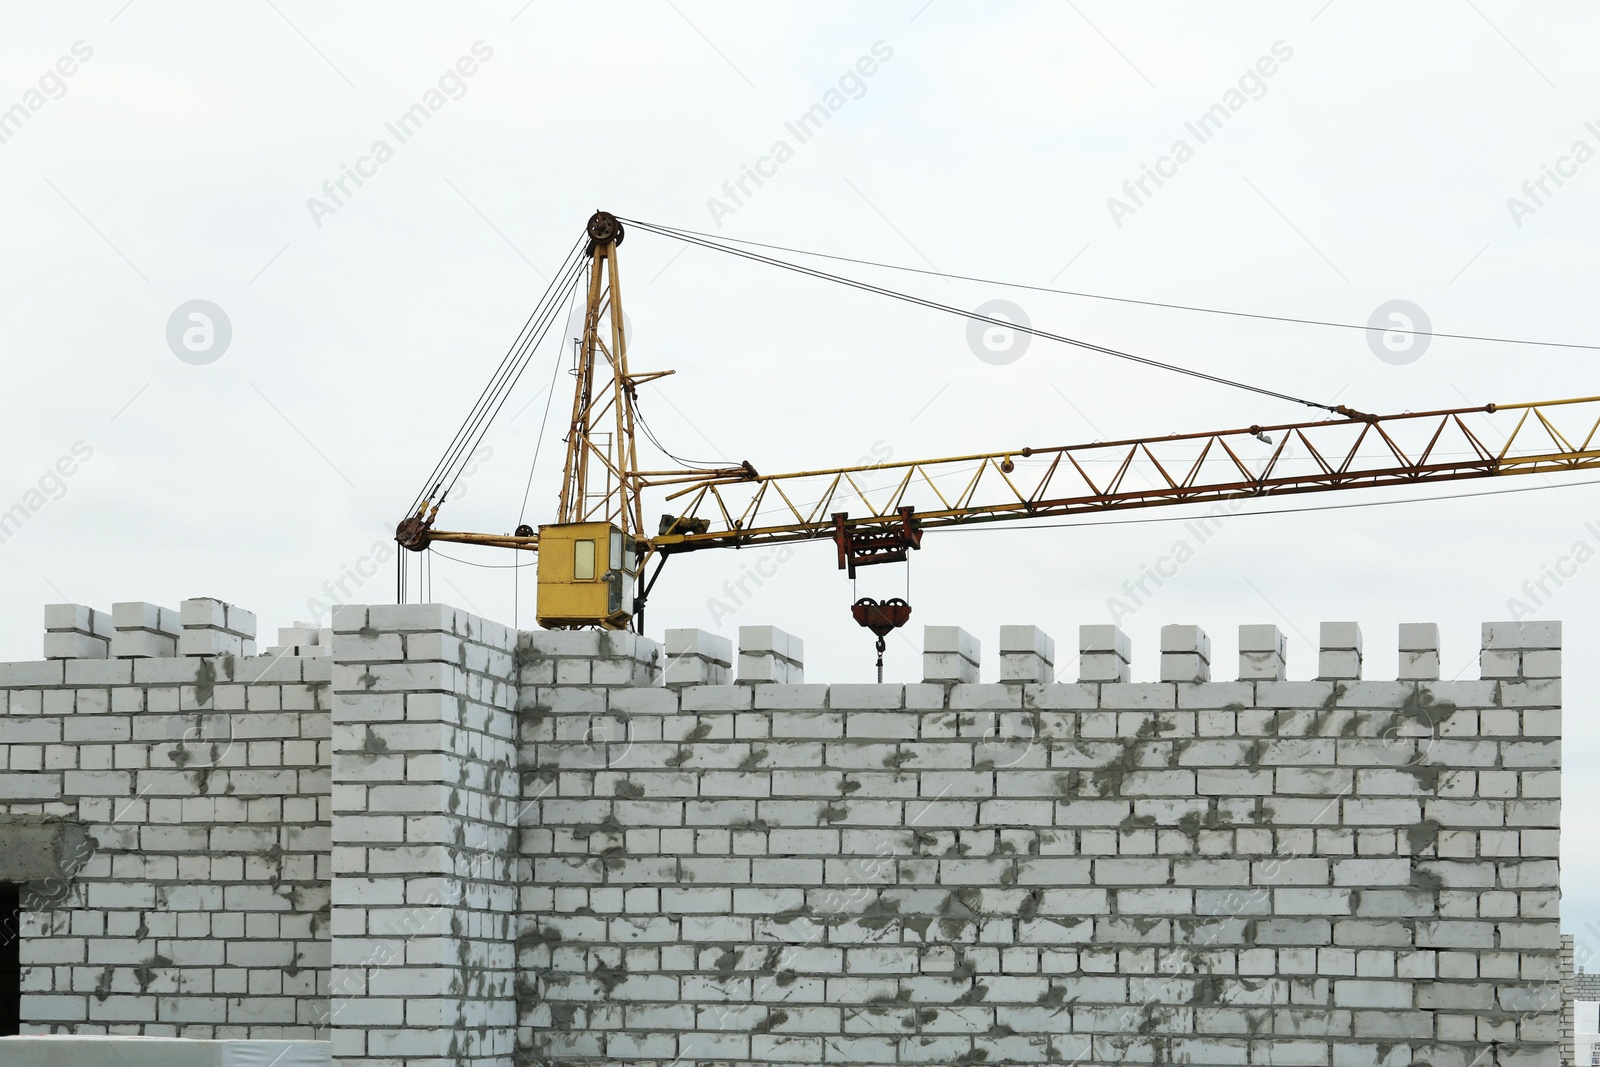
[851,596,912,683]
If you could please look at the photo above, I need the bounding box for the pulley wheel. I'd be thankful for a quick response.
[587,211,624,245]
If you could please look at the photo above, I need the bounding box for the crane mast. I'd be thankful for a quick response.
[399,209,1600,640]
[558,212,648,535]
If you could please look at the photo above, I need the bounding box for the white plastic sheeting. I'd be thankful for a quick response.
[0,1036,330,1066]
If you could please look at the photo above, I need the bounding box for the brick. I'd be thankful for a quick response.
[737,624,798,661]
[679,686,753,712]
[663,656,729,688]
[1098,683,1175,709]
[948,683,1018,711]
[44,603,112,636]
[999,624,1054,659]
[1398,649,1441,681]
[736,652,798,684]
[1319,649,1362,681]
[1080,624,1131,659]
[111,601,179,634]
[664,627,732,663]
[1176,681,1252,709]
[1158,623,1208,657]
[1027,683,1097,710]
[1239,623,1286,653]
[829,684,904,710]
[0,661,66,688]
[177,630,252,657]
[43,631,109,660]
[364,603,459,632]
[180,597,257,639]
[1160,652,1209,683]
[838,711,917,741]
[1480,649,1520,678]
[922,624,979,660]
[1320,621,1362,652]
[1077,652,1128,683]
[1482,620,1560,650]
[0,773,62,799]
[67,661,133,687]
[111,628,178,661]
[1397,622,1439,651]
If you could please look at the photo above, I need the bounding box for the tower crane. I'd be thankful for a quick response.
[396,211,1600,673]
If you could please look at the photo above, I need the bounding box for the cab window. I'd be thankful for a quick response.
[573,539,596,581]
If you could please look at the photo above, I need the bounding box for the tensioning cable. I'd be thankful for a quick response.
[627,218,1600,353]
[416,252,585,512]
[409,232,588,515]
[619,216,1351,416]
[440,262,587,504]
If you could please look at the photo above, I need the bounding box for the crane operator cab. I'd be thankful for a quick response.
[535,522,640,630]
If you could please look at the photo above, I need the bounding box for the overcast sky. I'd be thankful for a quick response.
[4,2,1599,941]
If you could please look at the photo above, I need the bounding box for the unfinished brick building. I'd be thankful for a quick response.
[0,597,1565,1065]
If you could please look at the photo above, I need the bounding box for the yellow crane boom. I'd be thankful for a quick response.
[650,396,1600,565]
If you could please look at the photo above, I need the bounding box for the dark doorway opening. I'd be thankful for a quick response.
[0,883,19,1035]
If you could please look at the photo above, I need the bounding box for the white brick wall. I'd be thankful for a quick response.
[0,606,1566,1066]
[519,620,1563,1067]
[0,620,330,1040]
[329,604,519,1067]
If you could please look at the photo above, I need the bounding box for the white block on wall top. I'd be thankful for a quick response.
[110,628,177,659]
[1160,624,1210,661]
[1238,624,1286,655]
[180,597,257,640]
[180,597,228,630]
[44,603,111,637]
[43,631,109,660]
[1319,621,1363,653]
[178,630,251,658]
[738,625,803,665]
[1398,623,1439,652]
[924,626,979,664]
[737,653,801,685]
[1399,648,1441,681]
[1161,652,1210,683]
[111,601,180,637]
[923,651,979,684]
[665,628,732,666]
[1482,620,1561,650]
[664,657,731,689]
[1079,625,1131,661]
[999,625,1054,662]
[1318,650,1363,681]
[1079,652,1130,684]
